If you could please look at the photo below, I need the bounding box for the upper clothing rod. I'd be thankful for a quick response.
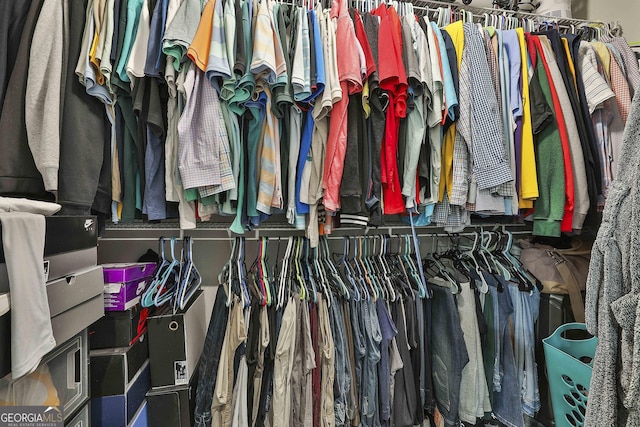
[410,0,605,26]
[278,0,607,28]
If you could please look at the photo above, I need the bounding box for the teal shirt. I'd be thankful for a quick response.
[115,0,144,83]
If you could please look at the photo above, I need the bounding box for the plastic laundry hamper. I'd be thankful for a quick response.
[542,323,598,427]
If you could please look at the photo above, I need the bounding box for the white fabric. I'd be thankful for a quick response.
[0,198,61,216]
[0,213,56,378]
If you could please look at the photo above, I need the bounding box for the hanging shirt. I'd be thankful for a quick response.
[323,0,362,212]
[372,4,406,215]
[207,0,231,91]
[532,35,574,233]
[292,7,311,101]
[540,37,589,230]
[516,28,539,208]
[527,36,565,237]
[115,0,144,82]
[144,0,169,77]
[187,0,213,71]
[162,0,201,71]
[177,66,235,194]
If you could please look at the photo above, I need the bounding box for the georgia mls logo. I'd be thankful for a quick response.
[0,406,63,427]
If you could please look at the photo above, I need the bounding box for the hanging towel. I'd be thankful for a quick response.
[0,212,55,378]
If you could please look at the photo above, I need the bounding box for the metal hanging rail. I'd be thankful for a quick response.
[408,0,605,27]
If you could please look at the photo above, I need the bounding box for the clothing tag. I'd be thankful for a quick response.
[43,260,50,282]
[174,361,188,385]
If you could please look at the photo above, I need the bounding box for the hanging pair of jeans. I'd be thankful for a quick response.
[361,300,382,427]
[194,287,230,427]
[489,275,525,427]
[506,282,541,416]
[429,282,469,427]
[330,299,352,426]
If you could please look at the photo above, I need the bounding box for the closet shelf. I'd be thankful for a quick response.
[104,219,532,239]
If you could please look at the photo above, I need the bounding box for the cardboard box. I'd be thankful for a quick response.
[102,263,156,311]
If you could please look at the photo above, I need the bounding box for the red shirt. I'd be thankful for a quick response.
[352,10,376,80]
[323,0,363,212]
[531,35,575,232]
[372,5,407,214]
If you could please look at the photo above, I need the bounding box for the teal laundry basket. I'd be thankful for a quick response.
[542,323,597,427]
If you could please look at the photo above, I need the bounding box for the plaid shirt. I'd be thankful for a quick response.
[609,47,632,126]
[465,23,513,191]
[601,36,640,97]
[178,67,235,195]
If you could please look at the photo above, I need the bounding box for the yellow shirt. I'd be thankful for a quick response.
[516,28,538,207]
[591,41,611,80]
[439,21,464,200]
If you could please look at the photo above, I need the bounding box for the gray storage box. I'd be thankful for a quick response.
[47,266,103,317]
[51,294,104,346]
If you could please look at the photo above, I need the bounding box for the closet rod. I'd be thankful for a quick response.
[409,0,604,27]
[280,0,606,28]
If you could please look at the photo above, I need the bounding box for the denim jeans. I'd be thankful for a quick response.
[506,283,541,417]
[490,275,525,427]
[350,299,367,402]
[429,283,469,427]
[330,299,351,426]
[194,286,230,427]
[362,300,382,427]
[377,298,397,427]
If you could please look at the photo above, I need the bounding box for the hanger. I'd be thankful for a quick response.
[249,239,267,306]
[377,235,398,301]
[142,238,168,308]
[277,237,293,309]
[175,236,203,311]
[340,237,365,301]
[262,237,273,305]
[303,239,318,303]
[351,236,374,301]
[358,236,379,301]
[328,237,351,299]
[153,237,182,307]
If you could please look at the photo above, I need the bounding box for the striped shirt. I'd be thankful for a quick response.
[578,42,615,114]
[206,0,231,91]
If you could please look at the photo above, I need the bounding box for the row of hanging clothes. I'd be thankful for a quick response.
[3,0,636,240]
[195,230,542,427]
